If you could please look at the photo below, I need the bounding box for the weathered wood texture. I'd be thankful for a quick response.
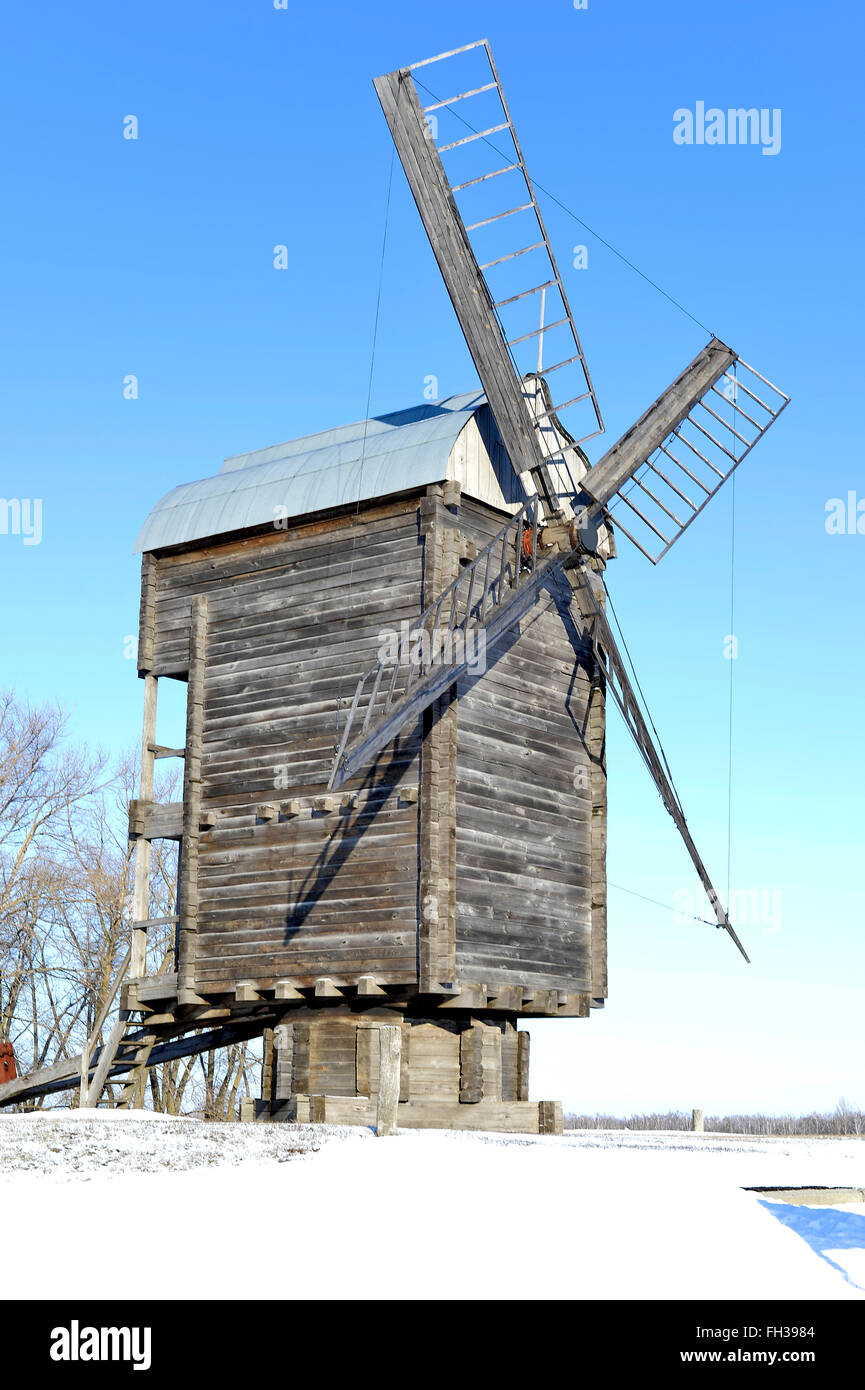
[137,553,157,674]
[177,595,208,1001]
[376,1026,402,1135]
[452,498,601,993]
[131,675,157,976]
[418,486,459,991]
[587,601,608,999]
[288,1095,561,1135]
[148,506,425,994]
[140,488,606,1007]
[258,1013,524,1112]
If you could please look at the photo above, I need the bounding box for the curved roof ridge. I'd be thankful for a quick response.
[134,390,487,554]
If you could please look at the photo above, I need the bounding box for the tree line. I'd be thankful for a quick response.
[0,688,258,1117]
[565,1103,865,1137]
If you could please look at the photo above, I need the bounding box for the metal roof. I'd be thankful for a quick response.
[134,391,488,554]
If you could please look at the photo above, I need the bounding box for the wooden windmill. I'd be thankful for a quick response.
[0,41,788,1128]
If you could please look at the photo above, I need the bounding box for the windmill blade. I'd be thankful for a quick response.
[566,559,749,962]
[374,41,603,514]
[327,487,748,960]
[581,341,789,563]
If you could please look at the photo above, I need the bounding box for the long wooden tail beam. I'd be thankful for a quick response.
[0,1017,274,1109]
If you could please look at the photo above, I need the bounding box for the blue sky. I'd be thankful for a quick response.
[1,0,862,1114]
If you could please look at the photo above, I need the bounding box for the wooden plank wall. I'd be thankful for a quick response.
[146,502,425,993]
[587,590,608,1000]
[266,1015,523,1105]
[418,485,459,992]
[452,498,597,994]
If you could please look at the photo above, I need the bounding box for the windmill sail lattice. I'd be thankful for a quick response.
[581,343,790,563]
[374,41,603,513]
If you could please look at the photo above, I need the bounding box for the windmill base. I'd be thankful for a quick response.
[247,1012,563,1136]
[245,1094,562,1134]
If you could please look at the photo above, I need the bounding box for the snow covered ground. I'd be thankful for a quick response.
[2,1112,863,1301]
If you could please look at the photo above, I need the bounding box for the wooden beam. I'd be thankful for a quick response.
[581,338,736,508]
[538,1100,564,1135]
[356,976,386,997]
[437,984,487,1010]
[376,1026,402,1136]
[516,1031,530,1101]
[487,985,523,1012]
[137,553,157,673]
[373,69,548,489]
[274,980,303,1001]
[459,1024,484,1103]
[235,982,264,1003]
[177,595,209,1003]
[131,674,157,975]
[78,948,131,1105]
[128,801,184,841]
[0,1016,276,1108]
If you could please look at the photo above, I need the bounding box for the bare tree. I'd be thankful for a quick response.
[0,689,262,1117]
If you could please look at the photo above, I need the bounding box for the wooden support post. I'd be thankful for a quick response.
[459,1023,484,1103]
[538,1100,563,1136]
[376,1026,401,1137]
[419,487,458,993]
[177,596,208,1004]
[117,1033,158,1110]
[78,948,132,1107]
[516,1031,530,1102]
[587,599,608,1001]
[273,1024,294,1102]
[131,674,157,977]
[85,1011,131,1108]
[261,1027,275,1106]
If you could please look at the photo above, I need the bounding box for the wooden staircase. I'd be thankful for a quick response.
[328,496,561,789]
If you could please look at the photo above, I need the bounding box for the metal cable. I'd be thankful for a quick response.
[412,75,715,337]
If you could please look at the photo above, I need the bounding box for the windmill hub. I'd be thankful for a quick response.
[537,501,602,561]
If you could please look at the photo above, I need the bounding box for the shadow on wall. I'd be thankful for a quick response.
[759,1200,865,1290]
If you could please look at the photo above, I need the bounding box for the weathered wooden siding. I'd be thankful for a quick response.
[147,502,425,993]
[452,498,599,993]
[139,484,606,1007]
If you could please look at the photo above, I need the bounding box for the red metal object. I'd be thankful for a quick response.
[0,1042,17,1082]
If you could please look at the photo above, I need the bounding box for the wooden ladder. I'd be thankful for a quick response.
[328,496,561,790]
